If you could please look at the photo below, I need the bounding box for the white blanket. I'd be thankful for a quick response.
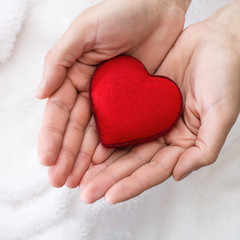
[0,0,239,239]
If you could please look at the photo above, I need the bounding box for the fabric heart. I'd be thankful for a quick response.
[90,55,182,148]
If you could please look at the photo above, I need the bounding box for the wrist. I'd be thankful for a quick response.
[175,0,192,14]
[205,1,240,41]
[146,0,191,30]
[162,0,192,15]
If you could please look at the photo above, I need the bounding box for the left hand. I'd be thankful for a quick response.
[37,0,188,188]
[79,9,240,204]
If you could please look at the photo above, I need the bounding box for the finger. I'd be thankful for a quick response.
[36,16,96,99]
[65,116,99,188]
[47,92,91,187]
[105,146,183,204]
[173,108,237,181]
[80,147,130,188]
[92,143,115,165]
[67,61,96,92]
[38,79,77,166]
[80,140,164,204]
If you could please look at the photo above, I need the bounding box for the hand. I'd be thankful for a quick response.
[79,2,240,204]
[37,0,190,188]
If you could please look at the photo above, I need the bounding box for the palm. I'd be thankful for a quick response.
[74,0,183,73]
[79,22,240,204]
[163,22,240,176]
[38,0,186,188]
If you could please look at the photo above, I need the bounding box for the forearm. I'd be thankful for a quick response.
[164,0,192,14]
[175,0,192,13]
[205,1,240,40]
[150,0,191,15]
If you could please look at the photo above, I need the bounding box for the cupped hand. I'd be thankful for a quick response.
[37,0,189,188]
[79,12,240,203]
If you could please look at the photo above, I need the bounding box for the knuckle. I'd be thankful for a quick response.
[128,151,143,162]
[201,154,218,167]
[42,125,64,138]
[68,118,85,134]
[48,98,71,113]
[131,175,145,192]
[160,163,172,178]
[86,121,98,135]
[78,150,92,163]
[61,147,77,160]
[103,169,118,184]
[79,91,89,101]
[150,160,172,178]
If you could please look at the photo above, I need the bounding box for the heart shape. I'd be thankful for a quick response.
[90,55,182,148]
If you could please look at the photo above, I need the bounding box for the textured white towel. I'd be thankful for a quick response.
[0,0,28,63]
[0,0,239,240]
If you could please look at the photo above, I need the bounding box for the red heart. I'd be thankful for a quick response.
[90,55,182,148]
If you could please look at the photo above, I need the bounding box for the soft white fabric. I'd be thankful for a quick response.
[0,0,28,63]
[0,0,239,239]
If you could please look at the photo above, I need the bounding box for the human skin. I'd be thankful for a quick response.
[37,0,191,188]
[79,1,240,204]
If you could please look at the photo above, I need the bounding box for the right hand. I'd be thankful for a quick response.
[37,0,190,188]
[79,2,240,204]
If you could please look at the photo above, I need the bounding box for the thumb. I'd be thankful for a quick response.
[173,107,238,181]
[36,16,93,99]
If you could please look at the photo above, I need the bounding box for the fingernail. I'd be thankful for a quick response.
[80,192,93,204]
[105,195,115,204]
[179,171,192,181]
[36,82,44,97]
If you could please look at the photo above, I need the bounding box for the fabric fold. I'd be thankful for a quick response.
[0,0,28,63]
